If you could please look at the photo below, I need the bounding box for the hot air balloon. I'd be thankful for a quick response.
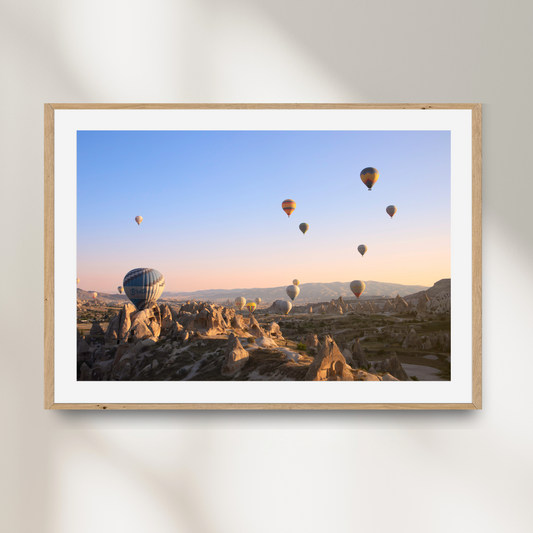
[360,167,379,191]
[350,280,366,299]
[286,284,300,301]
[246,302,257,314]
[135,215,143,225]
[118,286,124,294]
[255,298,262,305]
[92,292,98,300]
[293,279,299,286]
[299,223,309,235]
[282,199,296,218]
[123,268,165,309]
[235,297,246,311]
[358,244,368,257]
[77,278,80,284]
[276,300,292,315]
[386,205,397,219]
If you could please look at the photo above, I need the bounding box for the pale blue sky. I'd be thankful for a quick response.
[77,130,450,292]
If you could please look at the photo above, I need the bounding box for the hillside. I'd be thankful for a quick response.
[404,279,451,301]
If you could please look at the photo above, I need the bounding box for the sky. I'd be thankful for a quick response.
[77,130,450,293]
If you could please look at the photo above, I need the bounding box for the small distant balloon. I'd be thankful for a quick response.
[286,285,300,301]
[76,278,80,284]
[358,244,368,257]
[386,205,397,219]
[255,297,262,305]
[246,302,257,314]
[299,223,309,235]
[118,286,124,294]
[235,297,246,310]
[293,279,299,286]
[282,199,296,218]
[276,300,292,315]
[360,167,379,191]
[92,292,98,300]
[135,215,143,225]
[350,280,366,299]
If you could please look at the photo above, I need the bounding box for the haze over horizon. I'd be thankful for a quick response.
[77,130,451,293]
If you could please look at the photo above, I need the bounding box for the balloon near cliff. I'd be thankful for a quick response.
[123,268,165,309]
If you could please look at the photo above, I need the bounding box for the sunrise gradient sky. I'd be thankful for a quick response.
[77,130,450,293]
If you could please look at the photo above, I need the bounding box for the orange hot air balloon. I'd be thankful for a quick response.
[282,199,296,217]
[135,216,143,225]
[350,280,366,299]
[360,167,379,191]
[77,278,80,284]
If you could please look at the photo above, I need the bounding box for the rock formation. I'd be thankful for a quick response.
[402,328,421,349]
[351,338,370,368]
[373,352,409,381]
[305,336,354,381]
[221,333,250,376]
[416,293,430,318]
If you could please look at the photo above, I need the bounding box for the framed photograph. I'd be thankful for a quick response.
[44,104,481,410]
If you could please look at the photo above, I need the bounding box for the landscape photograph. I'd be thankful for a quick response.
[76,129,451,383]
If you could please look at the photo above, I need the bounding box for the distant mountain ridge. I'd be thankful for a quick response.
[78,281,430,305]
[164,280,429,304]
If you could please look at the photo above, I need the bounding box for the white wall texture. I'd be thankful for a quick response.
[1,1,532,531]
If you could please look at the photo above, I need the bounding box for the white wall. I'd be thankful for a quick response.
[1,1,532,532]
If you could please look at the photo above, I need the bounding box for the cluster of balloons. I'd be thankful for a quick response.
[234,296,262,314]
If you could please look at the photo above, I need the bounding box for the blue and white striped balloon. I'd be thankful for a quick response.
[123,268,165,309]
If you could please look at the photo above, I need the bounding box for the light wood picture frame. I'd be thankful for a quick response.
[44,104,481,410]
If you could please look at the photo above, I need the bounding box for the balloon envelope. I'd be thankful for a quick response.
[282,199,296,217]
[123,268,165,309]
[135,215,143,225]
[246,302,257,313]
[92,292,97,299]
[293,279,299,286]
[286,285,300,301]
[77,278,80,284]
[358,244,368,257]
[299,223,309,235]
[350,280,366,298]
[360,167,379,190]
[235,297,246,310]
[386,205,397,218]
[255,298,261,305]
[118,286,124,294]
[276,300,292,315]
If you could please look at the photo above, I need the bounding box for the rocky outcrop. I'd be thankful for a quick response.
[416,293,430,318]
[231,313,248,333]
[383,300,395,312]
[305,336,354,381]
[363,301,375,314]
[351,338,369,368]
[221,333,250,376]
[402,328,421,349]
[428,291,451,315]
[354,302,364,313]
[249,316,265,338]
[305,333,320,349]
[266,322,283,339]
[129,303,161,342]
[395,297,409,312]
[326,300,343,314]
[89,320,105,344]
[373,352,409,381]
